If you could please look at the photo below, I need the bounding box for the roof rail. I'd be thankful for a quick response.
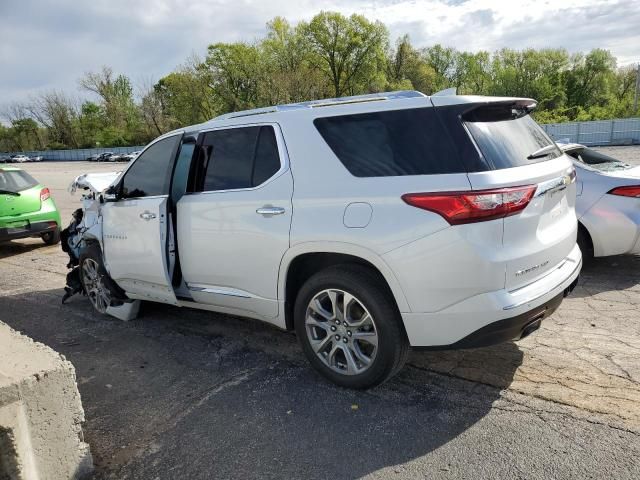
[209,90,426,122]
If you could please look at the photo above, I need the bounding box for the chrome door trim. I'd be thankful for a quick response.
[187,283,252,299]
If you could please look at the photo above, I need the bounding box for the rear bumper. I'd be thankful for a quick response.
[0,220,58,242]
[402,243,582,347]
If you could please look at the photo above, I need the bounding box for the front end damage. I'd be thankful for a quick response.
[62,171,140,320]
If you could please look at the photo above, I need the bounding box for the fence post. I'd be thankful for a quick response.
[610,119,615,145]
[575,122,581,144]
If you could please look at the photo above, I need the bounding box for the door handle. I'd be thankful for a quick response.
[140,211,156,220]
[256,206,285,216]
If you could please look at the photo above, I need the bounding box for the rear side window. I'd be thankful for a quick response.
[0,170,38,192]
[464,113,561,169]
[314,108,465,177]
[121,135,181,198]
[202,126,281,191]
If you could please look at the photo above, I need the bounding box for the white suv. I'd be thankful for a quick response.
[68,91,581,388]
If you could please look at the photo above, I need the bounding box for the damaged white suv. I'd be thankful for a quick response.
[66,91,581,388]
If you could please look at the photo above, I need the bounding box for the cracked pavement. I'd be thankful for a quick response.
[1,153,639,479]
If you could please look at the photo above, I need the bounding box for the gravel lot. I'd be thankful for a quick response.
[1,148,639,479]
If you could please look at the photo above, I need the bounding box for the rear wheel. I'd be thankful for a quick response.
[294,265,409,389]
[41,227,60,245]
[577,223,594,261]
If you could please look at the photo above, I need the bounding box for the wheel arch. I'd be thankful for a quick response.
[278,242,410,330]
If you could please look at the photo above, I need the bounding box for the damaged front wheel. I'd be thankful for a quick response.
[79,244,122,314]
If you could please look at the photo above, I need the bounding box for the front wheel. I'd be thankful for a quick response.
[79,244,124,314]
[294,265,409,389]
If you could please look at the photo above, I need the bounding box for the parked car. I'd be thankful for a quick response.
[10,155,30,163]
[66,91,581,388]
[559,143,640,257]
[30,155,43,162]
[86,154,100,162]
[0,166,61,245]
[122,151,140,162]
[0,155,10,163]
[96,152,114,162]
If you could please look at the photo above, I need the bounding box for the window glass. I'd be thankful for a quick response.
[203,126,281,191]
[121,135,180,198]
[464,114,562,169]
[314,108,465,177]
[0,170,38,192]
[252,127,281,186]
[567,147,632,171]
[171,142,195,202]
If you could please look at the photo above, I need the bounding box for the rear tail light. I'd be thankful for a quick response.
[40,188,51,202]
[608,186,640,198]
[402,185,536,225]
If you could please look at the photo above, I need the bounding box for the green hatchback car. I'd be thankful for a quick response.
[0,166,61,245]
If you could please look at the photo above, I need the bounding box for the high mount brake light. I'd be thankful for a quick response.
[40,187,51,202]
[608,186,640,198]
[402,186,537,225]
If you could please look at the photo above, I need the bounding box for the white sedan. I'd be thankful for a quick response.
[560,143,640,257]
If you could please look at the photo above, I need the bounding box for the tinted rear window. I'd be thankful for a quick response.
[464,114,561,169]
[0,170,39,192]
[314,108,465,177]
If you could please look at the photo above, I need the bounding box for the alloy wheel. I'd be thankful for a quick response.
[305,289,378,376]
[81,258,111,313]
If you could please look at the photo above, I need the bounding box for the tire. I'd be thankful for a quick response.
[577,223,594,262]
[294,265,410,389]
[41,227,61,245]
[78,243,125,314]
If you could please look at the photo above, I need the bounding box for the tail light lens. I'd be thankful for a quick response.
[402,185,536,225]
[608,186,640,198]
[40,188,51,202]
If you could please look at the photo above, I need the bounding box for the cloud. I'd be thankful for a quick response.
[0,0,637,105]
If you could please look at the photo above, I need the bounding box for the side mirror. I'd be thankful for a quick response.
[103,183,121,202]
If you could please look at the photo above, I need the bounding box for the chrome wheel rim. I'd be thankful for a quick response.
[305,289,378,376]
[81,258,111,313]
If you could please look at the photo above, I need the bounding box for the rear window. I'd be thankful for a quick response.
[565,147,633,172]
[0,170,39,192]
[464,113,561,169]
[314,108,465,177]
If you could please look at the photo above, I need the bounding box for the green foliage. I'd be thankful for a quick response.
[1,12,638,153]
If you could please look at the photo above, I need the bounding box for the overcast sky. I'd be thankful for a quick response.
[1,0,638,105]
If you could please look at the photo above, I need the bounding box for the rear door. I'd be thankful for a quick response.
[177,124,293,319]
[101,134,182,303]
[458,104,577,290]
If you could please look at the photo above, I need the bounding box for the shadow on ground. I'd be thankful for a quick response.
[0,239,49,259]
[0,288,523,479]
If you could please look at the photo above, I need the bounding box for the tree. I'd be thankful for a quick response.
[387,35,436,93]
[205,42,264,112]
[300,12,388,97]
[565,49,616,108]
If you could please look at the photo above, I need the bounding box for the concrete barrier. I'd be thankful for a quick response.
[0,323,92,479]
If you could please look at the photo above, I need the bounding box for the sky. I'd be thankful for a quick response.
[1,0,639,105]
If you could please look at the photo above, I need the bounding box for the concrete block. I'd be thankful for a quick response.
[0,322,92,480]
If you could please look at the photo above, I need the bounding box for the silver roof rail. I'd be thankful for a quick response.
[432,87,457,97]
[210,90,426,121]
